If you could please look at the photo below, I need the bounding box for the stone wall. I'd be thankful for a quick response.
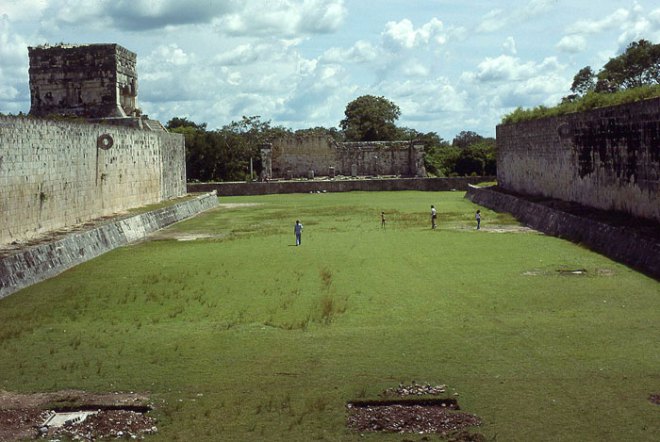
[188,176,494,196]
[0,116,186,245]
[497,98,660,223]
[28,44,138,118]
[262,136,425,178]
[0,192,218,299]
[465,186,660,280]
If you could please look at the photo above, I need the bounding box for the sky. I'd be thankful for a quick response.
[1,1,660,140]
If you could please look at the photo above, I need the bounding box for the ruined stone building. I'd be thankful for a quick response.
[0,44,185,245]
[261,136,426,179]
[28,43,139,120]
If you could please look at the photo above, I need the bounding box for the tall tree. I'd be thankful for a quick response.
[570,66,596,96]
[596,39,660,91]
[340,95,401,141]
[452,131,483,149]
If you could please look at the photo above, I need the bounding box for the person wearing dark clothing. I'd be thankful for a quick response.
[294,220,303,246]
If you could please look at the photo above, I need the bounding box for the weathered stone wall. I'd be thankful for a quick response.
[497,98,660,222]
[465,186,660,280]
[29,44,138,118]
[0,116,186,245]
[0,192,218,299]
[263,136,425,178]
[188,176,494,196]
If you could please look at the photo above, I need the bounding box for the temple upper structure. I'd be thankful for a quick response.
[28,43,139,119]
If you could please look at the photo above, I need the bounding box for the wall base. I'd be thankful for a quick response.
[0,192,218,300]
[189,176,495,196]
[465,185,660,280]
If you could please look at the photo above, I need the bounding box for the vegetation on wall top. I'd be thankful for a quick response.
[502,39,660,125]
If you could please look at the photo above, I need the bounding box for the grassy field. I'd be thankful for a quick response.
[0,191,658,441]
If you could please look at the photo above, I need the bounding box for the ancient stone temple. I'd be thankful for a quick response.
[28,44,139,119]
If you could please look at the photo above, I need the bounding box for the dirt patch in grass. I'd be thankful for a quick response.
[347,383,482,439]
[650,393,660,405]
[346,401,481,437]
[150,232,223,241]
[0,390,156,441]
[217,202,262,209]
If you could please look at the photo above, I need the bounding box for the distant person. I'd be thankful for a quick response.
[381,211,386,228]
[431,205,437,229]
[294,220,303,246]
[475,209,481,230]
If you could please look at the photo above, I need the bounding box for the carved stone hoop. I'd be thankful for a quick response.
[97,134,114,150]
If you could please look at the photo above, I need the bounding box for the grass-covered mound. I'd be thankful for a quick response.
[0,191,658,441]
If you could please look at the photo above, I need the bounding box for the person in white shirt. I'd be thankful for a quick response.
[431,205,437,229]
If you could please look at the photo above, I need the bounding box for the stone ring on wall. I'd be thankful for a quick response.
[97,134,114,150]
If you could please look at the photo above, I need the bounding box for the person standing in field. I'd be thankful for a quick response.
[294,220,303,246]
[475,210,481,230]
[431,205,437,229]
[381,211,386,228]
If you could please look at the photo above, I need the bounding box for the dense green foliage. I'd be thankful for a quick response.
[597,39,660,92]
[503,39,660,124]
[1,191,658,441]
[340,95,401,141]
[168,116,290,182]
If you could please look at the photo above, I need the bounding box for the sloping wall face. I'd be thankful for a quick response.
[497,98,660,223]
[264,136,425,178]
[0,116,185,245]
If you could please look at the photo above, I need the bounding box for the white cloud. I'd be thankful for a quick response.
[321,40,379,64]
[0,0,49,21]
[382,18,445,49]
[214,0,346,37]
[467,55,562,83]
[0,17,29,106]
[556,35,587,53]
[477,0,558,33]
[566,8,629,35]
[402,62,431,78]
[503,36,517,55]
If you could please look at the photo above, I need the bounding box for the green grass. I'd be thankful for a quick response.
[0,191,658,441]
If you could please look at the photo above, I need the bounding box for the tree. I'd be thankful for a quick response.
[166,117,207,131]
[454,139,497,176]
[168,115,293,182]
[596,39,660,91]
[452,131,483,149]
[294,126,344,141]
[340,95,401,141]
[571,66,596,96]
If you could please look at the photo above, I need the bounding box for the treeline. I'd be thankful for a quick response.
[169,95,495,182]
[503,39,660,124]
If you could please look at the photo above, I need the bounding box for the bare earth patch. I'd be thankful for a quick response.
[217,202,262,209]
[152,232,218,241]
[347,383,483,440]
[0,390,155,441]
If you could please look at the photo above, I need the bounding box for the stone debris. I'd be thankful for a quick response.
[381,381,447,397]
[0,391,156,441]
[47,409,157,441]
[346,403,481,435]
